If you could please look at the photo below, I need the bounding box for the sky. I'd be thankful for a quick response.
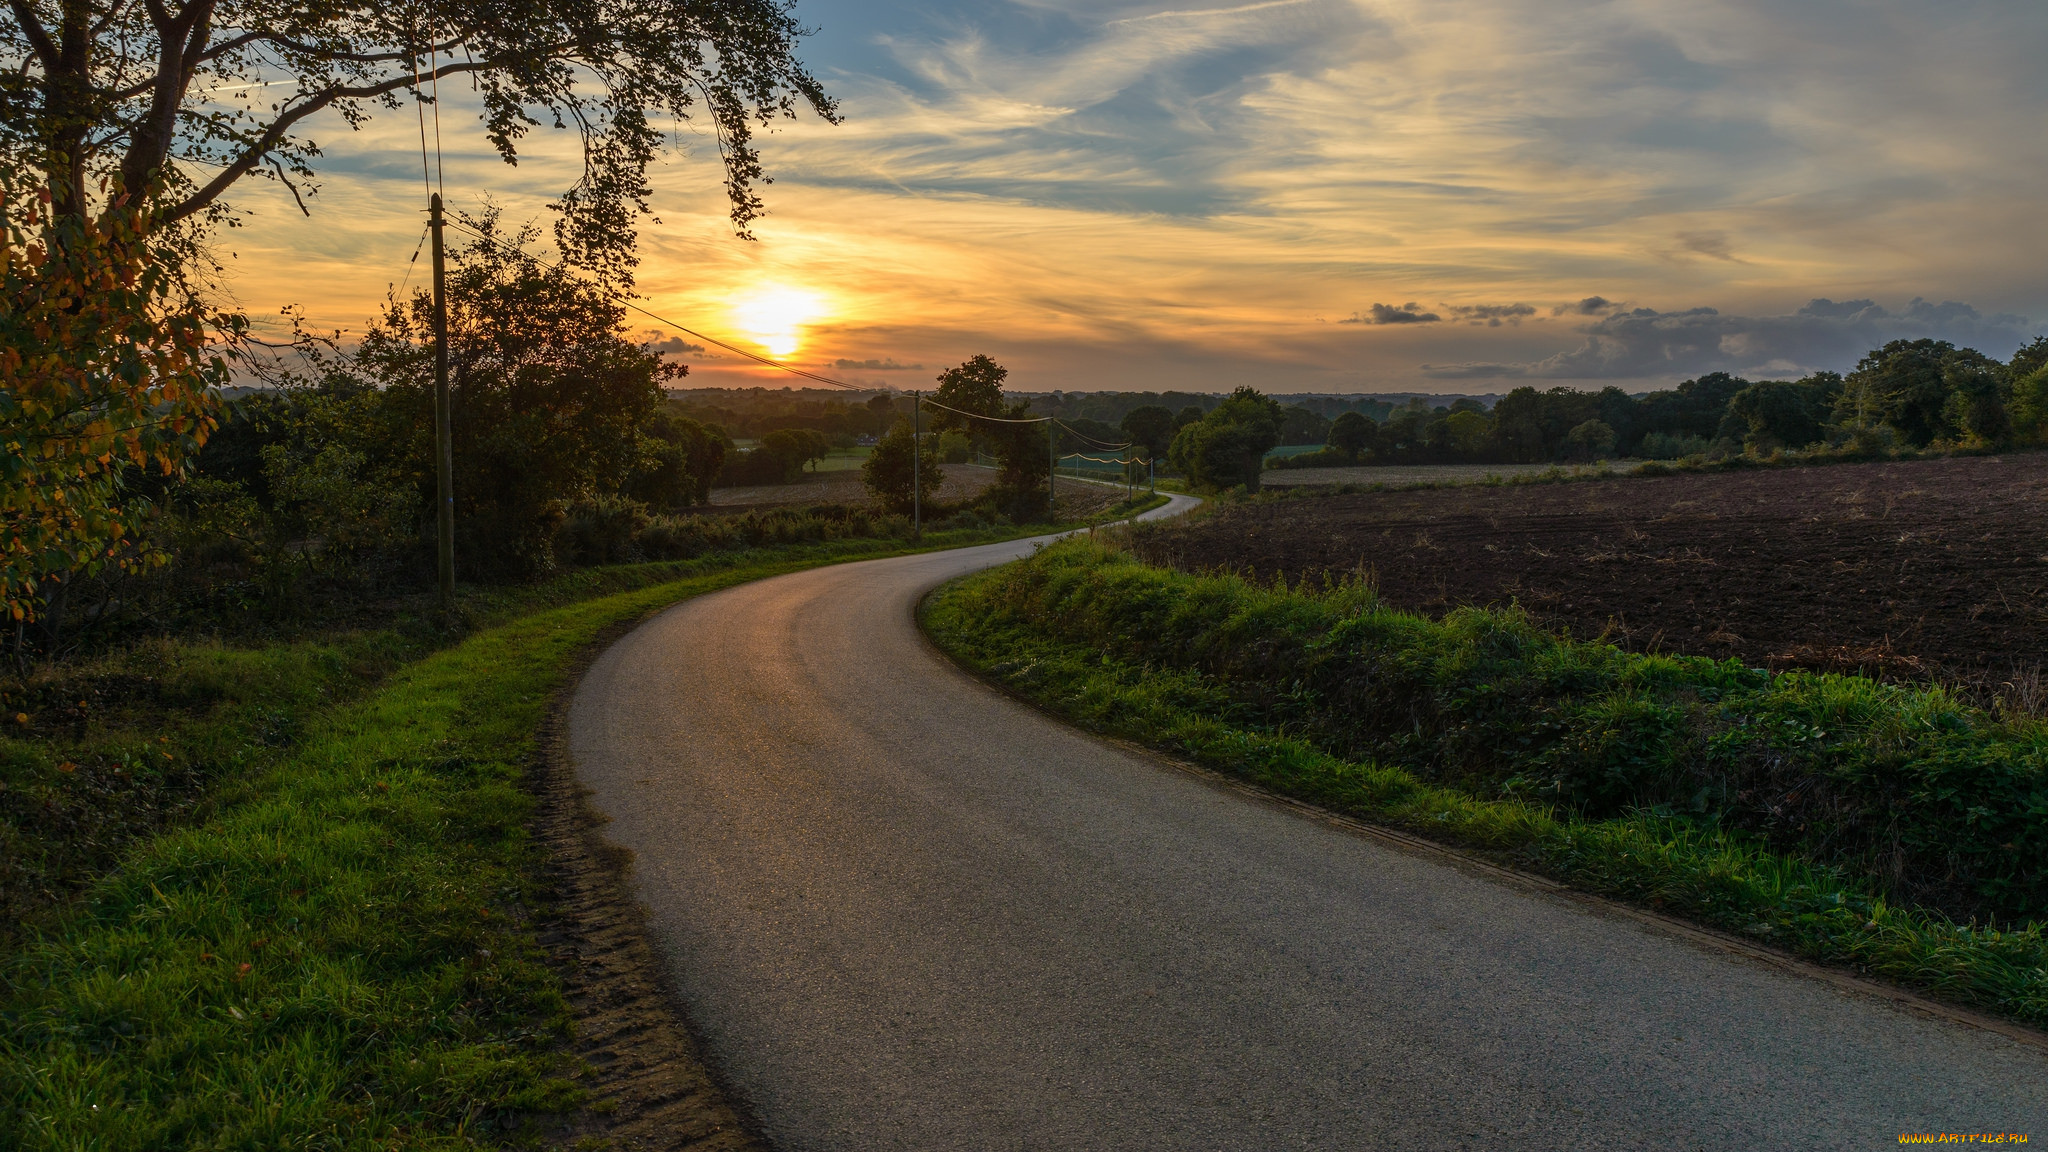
[221,0,2048,395]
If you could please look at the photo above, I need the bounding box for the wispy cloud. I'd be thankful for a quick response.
[221,0,2048,390]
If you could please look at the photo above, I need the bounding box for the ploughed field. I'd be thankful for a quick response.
[1132,454,2048,694]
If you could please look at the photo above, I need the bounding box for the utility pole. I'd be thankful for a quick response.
[1048,422,1057,520]
[1149,457,1156,495]
[911,390,921,538]
[429,193,456,622]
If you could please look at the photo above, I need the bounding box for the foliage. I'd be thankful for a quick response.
[1563,418,1616,460]
[929,354,1009,434]
[761,428,832,474]
[1,184,234,625]
[1325,411,1372,460]
[927,542,2048,1023]
[861,417,943,515]
[0,539,1029,1150]
[938,539,2048,925]
[935,430,973,463]
[1119,405,1177,462]
[1835,339,2008,448]
[1636,431,1710,460]
[346,212,680,575]
[628,409,727,509]
[2010,366,2048,446]
[1,0,837,283]
[1727,374,1841,451]
[1167,386,1283,492]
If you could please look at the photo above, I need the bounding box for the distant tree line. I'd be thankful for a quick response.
[1270,337,2048,470]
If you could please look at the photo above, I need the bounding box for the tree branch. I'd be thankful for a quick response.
[8,0,61,67]
[159,59,491,223]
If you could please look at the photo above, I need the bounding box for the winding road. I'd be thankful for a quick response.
[569,497,2046,1149]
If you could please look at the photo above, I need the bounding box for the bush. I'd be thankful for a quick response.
[556,496,651,565]
[1168,386,1283,492]
[1636,431,1709,460]
[862,418,943,514]
[967,539,2048,923]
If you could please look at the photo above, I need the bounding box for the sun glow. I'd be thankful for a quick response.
[731,285,827,359]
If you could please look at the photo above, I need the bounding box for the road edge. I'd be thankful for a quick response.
[913,586,2048,1058]
[527,607,774,1151]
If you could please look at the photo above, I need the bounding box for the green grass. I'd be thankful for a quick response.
[921,538,2048,1026]
[0,519,1088,1150]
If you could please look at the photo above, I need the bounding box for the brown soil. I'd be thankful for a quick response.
[523,638,766,1151]
[1132,454,2048,694]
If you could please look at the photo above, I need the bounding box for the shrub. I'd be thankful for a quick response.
[556,496,650,565]
[1636,431,1709,459]
[970,539,2048,923]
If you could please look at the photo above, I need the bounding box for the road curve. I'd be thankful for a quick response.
[570,499,2046,1150]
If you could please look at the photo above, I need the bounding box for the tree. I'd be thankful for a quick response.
[350,211,678,573]
[1564,419,1616,461]
[1119,405,1176,463]
[1836,339,2003,447]
[761,427,831,475]
[1,184,232,626]
[1,0,837,284]
[2010,365,2048,445]
[861,417,940,515]
[1278,404,1330,446]
[930,354,1007,433]
[1326,410,1374,461]
[1167,386,1282,492]
[1726,374,1838,451]
[628,410,727,508]
[923,354,1051,519]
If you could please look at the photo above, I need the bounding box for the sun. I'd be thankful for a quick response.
[731,286,827,359]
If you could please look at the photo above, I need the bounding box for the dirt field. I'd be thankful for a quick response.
[1262,461,1591,488]
[1131,454,2048,693]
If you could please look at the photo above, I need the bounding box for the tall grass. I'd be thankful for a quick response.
[923,539,2048,1024]
[0,521,1084,1149]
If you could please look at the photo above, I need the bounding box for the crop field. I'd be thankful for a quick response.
[1130,454,2048,694]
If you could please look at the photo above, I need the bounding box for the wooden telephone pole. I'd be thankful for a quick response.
[430,193,456,620]
[911,390,922,538]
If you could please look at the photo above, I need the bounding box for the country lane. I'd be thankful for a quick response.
[569,495,2046,1150]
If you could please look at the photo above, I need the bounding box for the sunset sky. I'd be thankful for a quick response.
[223,0,2048,395]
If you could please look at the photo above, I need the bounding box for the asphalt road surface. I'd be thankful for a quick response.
[570,498,2047,1150]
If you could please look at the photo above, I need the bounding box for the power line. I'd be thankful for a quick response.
[440,217,869,390]
[919,397,1049,424]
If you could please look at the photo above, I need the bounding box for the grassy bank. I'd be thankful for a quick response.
[922,538,2048,1026]
[0,517,1088,1150]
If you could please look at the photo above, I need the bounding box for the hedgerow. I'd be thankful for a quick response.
[937,538,2048,924]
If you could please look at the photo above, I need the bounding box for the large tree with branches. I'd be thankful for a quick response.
[1,0,837,276]
[1,0,834,629]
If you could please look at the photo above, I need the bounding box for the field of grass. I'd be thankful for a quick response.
[922,538,2048,1027]
[0,514,1132,1150]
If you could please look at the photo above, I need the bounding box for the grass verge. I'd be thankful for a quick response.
[921,538,2048,1028]
[0,520,1076,1150]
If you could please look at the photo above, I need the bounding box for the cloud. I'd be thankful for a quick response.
[1444,302,1536,327]
[834,358,925,370]
[1421,296,2038,381]
[1671,230,1740,262]
[1342,302,1442,324]
[643,334,712,356]
[1554,296,1621,317]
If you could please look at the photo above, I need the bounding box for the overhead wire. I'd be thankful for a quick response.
[443,216,868,390]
